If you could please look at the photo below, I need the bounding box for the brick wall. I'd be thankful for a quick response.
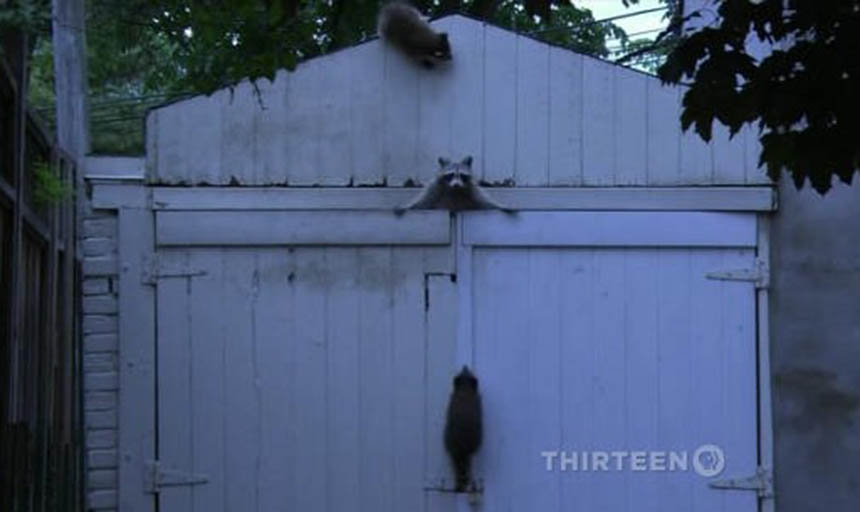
[80,156,148,511]
[81,207,120,510]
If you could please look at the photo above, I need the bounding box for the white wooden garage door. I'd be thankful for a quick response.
[149,210,760,512]
[461,212,758,512]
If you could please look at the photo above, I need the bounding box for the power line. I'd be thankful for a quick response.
[588,5,669,25]
[90,115,146,125]
[32,92,195,113]
[527,5,669,36]
[607,36,676,53]
[89,92,194,107]
[624,27,666,38]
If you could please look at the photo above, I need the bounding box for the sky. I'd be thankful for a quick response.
[573,0,670,53]
[574,0,669,34]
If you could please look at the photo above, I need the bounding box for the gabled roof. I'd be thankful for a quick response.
[147,14,766,187]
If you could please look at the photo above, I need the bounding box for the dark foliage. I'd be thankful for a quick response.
[658,0,860,193]
[23,0,662,155]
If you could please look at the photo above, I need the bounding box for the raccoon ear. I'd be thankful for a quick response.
[438,157,450,167]
[461,156,473,167]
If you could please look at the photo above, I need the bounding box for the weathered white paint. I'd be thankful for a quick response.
[680,119,713,185]
[85,156,145,180]
[446,17,484,172]
[646,80,681,185]
[117,207,156,512]
[425,274,459,510]
[515,35,550,186]
[324,247,362,511]
[460,212,758,511]
[190,92,225,184]
[91,183,148,209]
[462,211,758,248]
[482,24,517,184]
[286,57,323,186]
[614,70,648,185]
[153,246,457,512]
[548,46,583,185]
[155,92,225,184]
[581,56,615,185]
[744,126,765,185]
[712,122,746,184]
[756,216,775,512]
[221,80,258,184]
[115,12,775,511]
[292,248,327,510]
[155,210,450,246]
[349,42,386,185]
[384,39,420,187]
[145,15,770,187]
[143,186,776,212]
[133,207,765,512]
[253,71,288,185]
[155,249,192,512]
[318,50,353,186]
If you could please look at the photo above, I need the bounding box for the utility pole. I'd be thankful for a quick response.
[52,0,90,175]
[52,1,90,511]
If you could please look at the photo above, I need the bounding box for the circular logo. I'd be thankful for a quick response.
[693,444,725,478]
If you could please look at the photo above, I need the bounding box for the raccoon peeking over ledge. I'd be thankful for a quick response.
[377,1,452,68]
[394,156,516,214]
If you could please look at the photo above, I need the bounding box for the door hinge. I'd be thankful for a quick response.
[709,466,774,499]
[144,460,209,493]
[706,258,769,289]
[141,256,207,285]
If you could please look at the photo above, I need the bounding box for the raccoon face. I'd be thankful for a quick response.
[438,156,474,190]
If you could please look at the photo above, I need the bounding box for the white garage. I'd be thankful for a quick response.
[87,13,776,512]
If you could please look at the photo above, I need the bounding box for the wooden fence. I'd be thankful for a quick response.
[1,34,82,512]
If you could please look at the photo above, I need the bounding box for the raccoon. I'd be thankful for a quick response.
[444,365,483,493]
[394,156,515,214]
[377,1,452,68]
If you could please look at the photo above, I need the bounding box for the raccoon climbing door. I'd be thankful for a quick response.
[457,211,762,512]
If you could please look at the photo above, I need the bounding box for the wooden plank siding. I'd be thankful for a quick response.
[469,244,758,511]
[136,203,766,512]
[141,186,776,212]
[146,15,769,187]
[155,210,451,246]
[154,246,457,512]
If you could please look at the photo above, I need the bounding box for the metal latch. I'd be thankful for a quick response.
[706,258,769,289]
[424,477,484,506]
[709,466,774,499]
[144,460,209,493]
[141,256,207,285]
